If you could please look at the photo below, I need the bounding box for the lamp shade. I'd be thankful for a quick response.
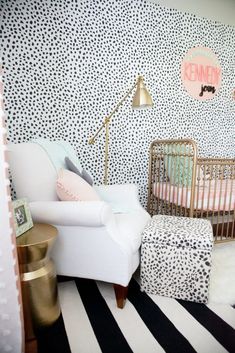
[132,76,153,109]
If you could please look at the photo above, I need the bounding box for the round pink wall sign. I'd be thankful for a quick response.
[181,47,222,100]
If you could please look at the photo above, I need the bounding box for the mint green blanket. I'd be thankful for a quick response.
[31,138,82,173]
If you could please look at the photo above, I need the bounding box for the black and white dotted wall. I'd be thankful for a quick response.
[1,0,235,205]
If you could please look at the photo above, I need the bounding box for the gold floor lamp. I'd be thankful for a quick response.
[88,75,153,184]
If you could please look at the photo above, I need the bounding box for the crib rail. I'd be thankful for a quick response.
[148,138,235,243]
[195,158,235,242]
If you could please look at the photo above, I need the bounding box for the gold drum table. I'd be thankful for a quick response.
[17,223,61,335]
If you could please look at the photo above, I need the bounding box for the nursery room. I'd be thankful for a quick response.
[0,0,235,352]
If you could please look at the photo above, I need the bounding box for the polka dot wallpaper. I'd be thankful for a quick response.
[1,0,235,205]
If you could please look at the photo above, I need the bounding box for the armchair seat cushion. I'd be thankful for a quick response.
[114,210,150,253]
[95,184,142,213]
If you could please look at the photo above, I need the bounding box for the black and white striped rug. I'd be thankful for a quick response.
[37,277,235,353]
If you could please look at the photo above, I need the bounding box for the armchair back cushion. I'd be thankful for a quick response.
[9,142,58,201]
[9,140,85,201]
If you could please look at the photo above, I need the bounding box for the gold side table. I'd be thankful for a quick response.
[17,223,61,349]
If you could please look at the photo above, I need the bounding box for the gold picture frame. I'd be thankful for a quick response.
[12,198,33,237]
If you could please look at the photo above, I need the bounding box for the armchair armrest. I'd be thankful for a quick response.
[94,184,142,213]
[29,201,113,227]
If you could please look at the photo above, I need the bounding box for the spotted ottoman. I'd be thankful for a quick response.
[140,215,213,303]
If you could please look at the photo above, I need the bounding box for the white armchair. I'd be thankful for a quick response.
[8,141,150,308]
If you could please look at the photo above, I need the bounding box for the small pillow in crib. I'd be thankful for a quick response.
[56,169,100,201]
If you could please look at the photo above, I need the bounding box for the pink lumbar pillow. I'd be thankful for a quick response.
[56,169,100,201]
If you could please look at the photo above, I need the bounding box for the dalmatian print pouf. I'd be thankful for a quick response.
[140,215,213,303]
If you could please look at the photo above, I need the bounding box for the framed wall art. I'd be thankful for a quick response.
[12,198,33,237]
[181,47,222,100]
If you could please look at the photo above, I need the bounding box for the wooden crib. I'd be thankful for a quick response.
[147,139,235,243]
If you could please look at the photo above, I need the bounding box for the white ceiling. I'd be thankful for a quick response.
[148,0,235,26]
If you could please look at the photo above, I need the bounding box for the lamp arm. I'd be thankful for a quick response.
[88,80,137,144]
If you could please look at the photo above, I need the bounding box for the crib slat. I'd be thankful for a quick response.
[221,170,229,239]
